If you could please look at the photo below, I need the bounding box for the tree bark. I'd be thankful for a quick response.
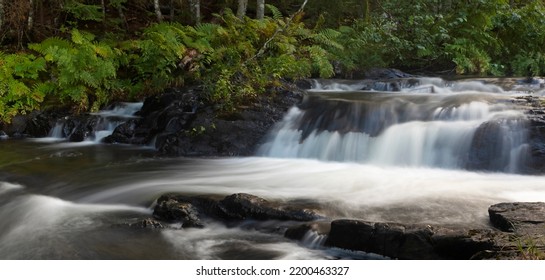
[256,0,265,19]
[117,2,128,30]
[189,0,200,24]
[28,0,34,30]
[0,0,4,29]
[170,0,174,21]
[236,0,248,19]
[154,0,163,22]
[101,0,106,21]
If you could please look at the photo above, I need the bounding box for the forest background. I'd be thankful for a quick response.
[0,0,544,123]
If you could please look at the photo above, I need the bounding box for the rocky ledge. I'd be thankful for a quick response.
[134,193,545,260]
[286,202,545,260]
[106,87,302,156]
[0,86,302,157]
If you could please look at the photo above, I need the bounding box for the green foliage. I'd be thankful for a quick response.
[121,22,214,94]
[63,0,104,22]
[29,29,122,111]
[197,9,334,111]
[0,52,48,123]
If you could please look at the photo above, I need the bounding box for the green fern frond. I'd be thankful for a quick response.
[195,23,221,37]
[312,29,344,50]
[266,4,283,20]
[29,37,73,55]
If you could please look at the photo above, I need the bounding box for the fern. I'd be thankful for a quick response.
[0,52,47,123]
[29,29,123,112]
[311,28,344,50]
[63,0,103,22]
[266,4,283,20]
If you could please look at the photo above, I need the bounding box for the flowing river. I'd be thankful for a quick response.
[1,77,545,259]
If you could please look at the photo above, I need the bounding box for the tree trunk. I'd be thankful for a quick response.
[189,0,200,24]
[170,0,174,21]
[362,0,370,21]
[236,0,248,19]
[154,0,163,22]
[117,2,128,30]
[101,0,106,21]
[0,0,4,29]
[28,0,34,31]
[256,0,265,19]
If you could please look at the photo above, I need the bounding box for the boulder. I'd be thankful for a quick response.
[286,220,498,260]
[488,202,545,233]
[217,193,322,221]
[151,193,322,228]
[153,195,208,228]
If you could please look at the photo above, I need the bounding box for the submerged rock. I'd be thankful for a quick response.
[154,199,204,228]
[152,193,322,228]
[128,218,165,229]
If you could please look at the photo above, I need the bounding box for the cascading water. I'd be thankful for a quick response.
[1,77,545,260]
[38,102,143,144]
[259,78,531,173]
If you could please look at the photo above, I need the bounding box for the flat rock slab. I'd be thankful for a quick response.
[323,220,495,260]
[489,202,545,233]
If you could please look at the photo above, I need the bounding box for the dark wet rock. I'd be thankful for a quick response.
[287,220,497,260]
[526,119,545,173]
[284,222,331,241]
[363,68,414,80]
[103,87,301,156]
[325,220,438,259]
[467,118,529,172]
[294,79,312,90]
[489,202,545,233]
[1,111,56,138]
[153,196,205,228]
[430,228,497,259]
[283,202,545,259]
[217,193,322,221]
[65,115,101,142]
[128,218,165,229]
[157,93,302,157]
[152,193,322,229]
[0,130,8,140]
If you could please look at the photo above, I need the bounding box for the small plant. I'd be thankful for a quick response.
[516,237,545,260]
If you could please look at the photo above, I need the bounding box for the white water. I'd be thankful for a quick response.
[259,92,529,172]
[36,102,142,144]
[1,77,545,259]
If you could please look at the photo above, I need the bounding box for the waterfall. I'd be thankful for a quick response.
[42,102,142,144]
[259,79,531,173]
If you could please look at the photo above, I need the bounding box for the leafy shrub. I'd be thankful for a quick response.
[0,52,49,123]
[29,29,123,112]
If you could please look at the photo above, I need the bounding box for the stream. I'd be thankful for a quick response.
[1,77,545,259]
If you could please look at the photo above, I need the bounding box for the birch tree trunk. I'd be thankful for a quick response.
[256,0,265,20]
[189,0,200,24]
[28,0,34,30]
[236,0,248,19]
[154,0,163,22]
